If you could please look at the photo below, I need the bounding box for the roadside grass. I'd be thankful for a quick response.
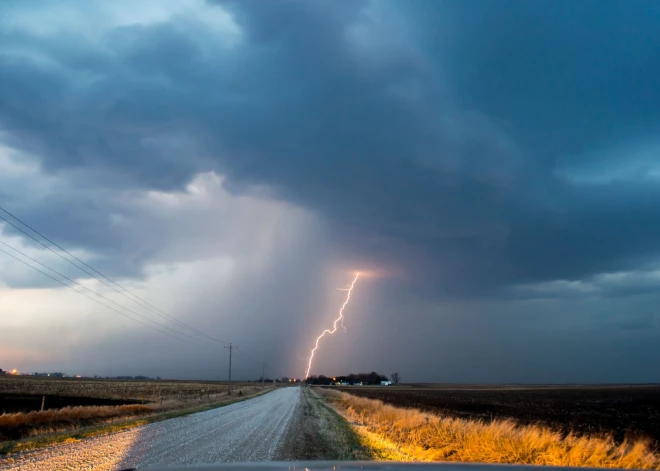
[0,404,153,441]
[305,388,372,460]
[0,387,274,457]
[316,388,660,469]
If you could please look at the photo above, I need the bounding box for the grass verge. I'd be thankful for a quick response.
[0,388,273,457]
[0,404,154,442]
[315,388,660,469]
[304,388,372,460]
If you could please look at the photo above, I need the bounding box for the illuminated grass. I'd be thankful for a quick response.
[317,388,660,469]
[0,404,152,434]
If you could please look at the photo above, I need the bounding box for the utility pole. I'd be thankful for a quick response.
[261,361,265,389]
[224,343,235,395]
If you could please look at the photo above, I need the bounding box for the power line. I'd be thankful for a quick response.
[0,238,206,343]
[0,245,197,344]
[0,242,287,379]
[0,204,289,376]
[0,206,230,345]
[0,210,224,343]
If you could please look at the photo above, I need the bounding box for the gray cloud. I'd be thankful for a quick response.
[1,0,660,381]
[2,0,660,294]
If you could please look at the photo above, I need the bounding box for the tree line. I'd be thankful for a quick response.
[305,371,401,385]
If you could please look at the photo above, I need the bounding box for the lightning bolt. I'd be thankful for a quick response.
[334,284,352,332]
[304,272,360,379]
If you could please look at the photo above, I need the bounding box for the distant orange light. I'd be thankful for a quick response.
[11,369,17,375]
[76,375,81,378]
[333,377,336,381]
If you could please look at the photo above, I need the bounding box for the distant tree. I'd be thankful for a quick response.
[391,372,400,385]
[305,375,333,385]
[309,372,390,385]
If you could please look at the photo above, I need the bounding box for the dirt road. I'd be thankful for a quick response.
[1,387,301,470]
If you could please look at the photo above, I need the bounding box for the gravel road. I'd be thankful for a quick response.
[0,387,301,471]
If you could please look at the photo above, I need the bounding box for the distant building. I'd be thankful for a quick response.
[380,380,392,386]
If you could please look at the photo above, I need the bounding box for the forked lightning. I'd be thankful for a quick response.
[304,272,360,379]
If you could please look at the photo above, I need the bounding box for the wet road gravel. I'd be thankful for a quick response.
[0,387,301,470]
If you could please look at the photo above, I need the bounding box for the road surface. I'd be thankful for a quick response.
[0,387,301,471]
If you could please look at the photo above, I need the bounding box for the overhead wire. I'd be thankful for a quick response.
[0,204,288,373]
[1,241,288,377]
[0,206,230,345]
[0,238,207,343]
[0,245,195,344]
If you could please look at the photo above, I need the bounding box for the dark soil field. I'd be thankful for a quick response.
[0,375,242,401]
[335,385,660,446]
[0,393,142,414]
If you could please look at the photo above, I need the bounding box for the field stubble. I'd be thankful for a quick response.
[0,376,240,403]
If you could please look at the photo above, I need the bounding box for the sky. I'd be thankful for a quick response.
[1,0,659,383]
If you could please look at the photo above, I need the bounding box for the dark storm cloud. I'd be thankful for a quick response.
[1,0,660,295]
[420,0,660,157]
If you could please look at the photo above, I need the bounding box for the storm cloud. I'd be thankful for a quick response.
[1,0,659,382]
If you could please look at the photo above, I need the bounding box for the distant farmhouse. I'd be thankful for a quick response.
[381,380,392,386]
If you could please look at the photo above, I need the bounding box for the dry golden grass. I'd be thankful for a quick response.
[0,404,152,429]
[0,404,153,440]
[317,388,660,469]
